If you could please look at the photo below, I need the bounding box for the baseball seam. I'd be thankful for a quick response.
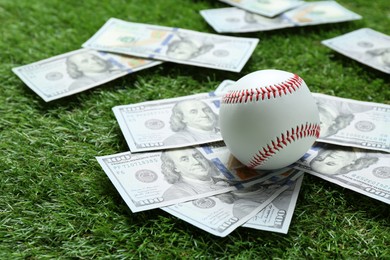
[248,123,320,169]
[222,74,303,104]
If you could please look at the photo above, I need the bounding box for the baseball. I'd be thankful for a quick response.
[219,69,320,170]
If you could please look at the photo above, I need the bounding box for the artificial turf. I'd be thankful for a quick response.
[1,0,389,258]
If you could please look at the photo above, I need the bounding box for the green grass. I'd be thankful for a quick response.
[1,0,389,258]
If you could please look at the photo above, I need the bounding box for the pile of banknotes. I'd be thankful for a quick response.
[201,0,362,33]
[95,79,389,237]
[11,0,389,237]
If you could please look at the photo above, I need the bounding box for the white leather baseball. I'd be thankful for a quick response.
[219,69,320,170]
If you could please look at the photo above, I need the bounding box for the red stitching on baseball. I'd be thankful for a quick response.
[247,123,320,169]
[222,74,303,104]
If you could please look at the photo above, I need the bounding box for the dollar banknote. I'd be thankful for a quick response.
[314,93,390,153]
[96,144,290,212]
[215,81,389,152]
[200,7,294,33]
[282,1,361,26]
[218,0,304,18]
[113,92,223,153]
[294,143,390,204]
[242,174,304,234]
[82,18,259,72]
[322,28,390,74]
[12,49,161,102]
[162,169,304,237]
[201,1,361,33]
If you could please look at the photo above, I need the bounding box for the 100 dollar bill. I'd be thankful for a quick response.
[162,169,303,237]
[242,174,304,234]
[281,1,361,26]
[322,28,390,74]
[113,92,223,153]
[96,144,290,212]
[201,1,361,33]
[200,7,293,33]
[82,18,259,72]
[314,93,390,152]
[294,143,390,204]
[96,146,235,212]
[12,49,161,102]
